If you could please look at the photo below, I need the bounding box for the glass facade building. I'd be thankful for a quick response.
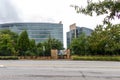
[67,23,93,48]
[0,22,63,44]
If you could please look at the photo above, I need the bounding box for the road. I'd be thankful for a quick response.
[0,60,120,80]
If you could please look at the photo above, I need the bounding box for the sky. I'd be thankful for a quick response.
[0,0,119,48]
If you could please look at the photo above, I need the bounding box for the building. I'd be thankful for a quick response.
[67,23,93,48]
[0,22,63,44]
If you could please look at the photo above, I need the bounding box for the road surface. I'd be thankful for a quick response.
[0,60,120,80]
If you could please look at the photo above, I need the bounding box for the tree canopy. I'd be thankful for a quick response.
[0,34,16,56]
[17,30,30,56]
[70,0,120,55]
[43,38,63,56]
[70,33,89,55]
[72,0,120,24]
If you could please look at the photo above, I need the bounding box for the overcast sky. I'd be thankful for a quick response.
[0,0,119,48]
[1,0,107,29]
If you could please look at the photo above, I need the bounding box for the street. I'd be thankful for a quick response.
[0,60,120,80]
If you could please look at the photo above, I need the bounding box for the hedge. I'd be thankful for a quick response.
[72,55,120,61]
[0,56,19,60]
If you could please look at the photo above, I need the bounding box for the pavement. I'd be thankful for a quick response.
[0,60,120,80]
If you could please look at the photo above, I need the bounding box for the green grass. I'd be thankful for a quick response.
[72,55,120,61]
[0,56,19,60]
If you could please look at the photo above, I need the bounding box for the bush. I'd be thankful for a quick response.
[25,50,36,56]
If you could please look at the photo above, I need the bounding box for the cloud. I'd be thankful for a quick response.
[0,0,20,23]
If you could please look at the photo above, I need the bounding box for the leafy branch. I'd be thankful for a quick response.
[71,0,120,24]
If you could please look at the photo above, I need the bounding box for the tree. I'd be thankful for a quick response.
[0,29,18,42]
[0,34,16,56]
[37,42,44,56]
[43,38,63,56]
[70,33,89,55]
[0,29,19,52]
[72,0,120,24]
[29,39,36,53]
[88,23,120,55]
[17,30,30,56]
[71,0,120,55]
[88,25,107,55]
[104,23,120,55]
[50,39,63,50]
[26,39,37,56]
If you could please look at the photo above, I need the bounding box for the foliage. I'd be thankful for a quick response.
[50,38,63,50]
[70,33,89,55]
[0,29,18,54]
[72,0,120,24]
[88,25,106,55]
[0,29,18,42]
[70,0,120,56]
[36,43,44,56]
[70,24,120,56]
[88,23,120,55]
[28,39,37,56]
[25,50,36,56]
[43,38,63,56]
[0,34,16,56]
[0,29,63,57]
[17,30,30,56]
[104,23,120,55]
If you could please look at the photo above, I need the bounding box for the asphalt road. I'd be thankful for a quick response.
[0,60,120,80]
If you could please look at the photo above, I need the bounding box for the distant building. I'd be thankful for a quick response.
[67,23,93,48]
[0,22,63,44]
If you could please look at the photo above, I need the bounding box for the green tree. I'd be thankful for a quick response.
[0,34,16,56]
[71,0,120,55]
[29,39,36,53]
[88,23,120,55]
[88,25,106,55]
[104,23,120,55]
[26,39,37,56]
[0,29,18,42]
[70,33,89,55]
[50,39,63,50]
[43,38,63,56]
[17,30,30,56]
[36,42,44,56]
[72,0,120,24]
[0,29,19,52]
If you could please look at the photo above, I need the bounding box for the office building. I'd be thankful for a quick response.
[67,23,93,48]
[0,22,63,44]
